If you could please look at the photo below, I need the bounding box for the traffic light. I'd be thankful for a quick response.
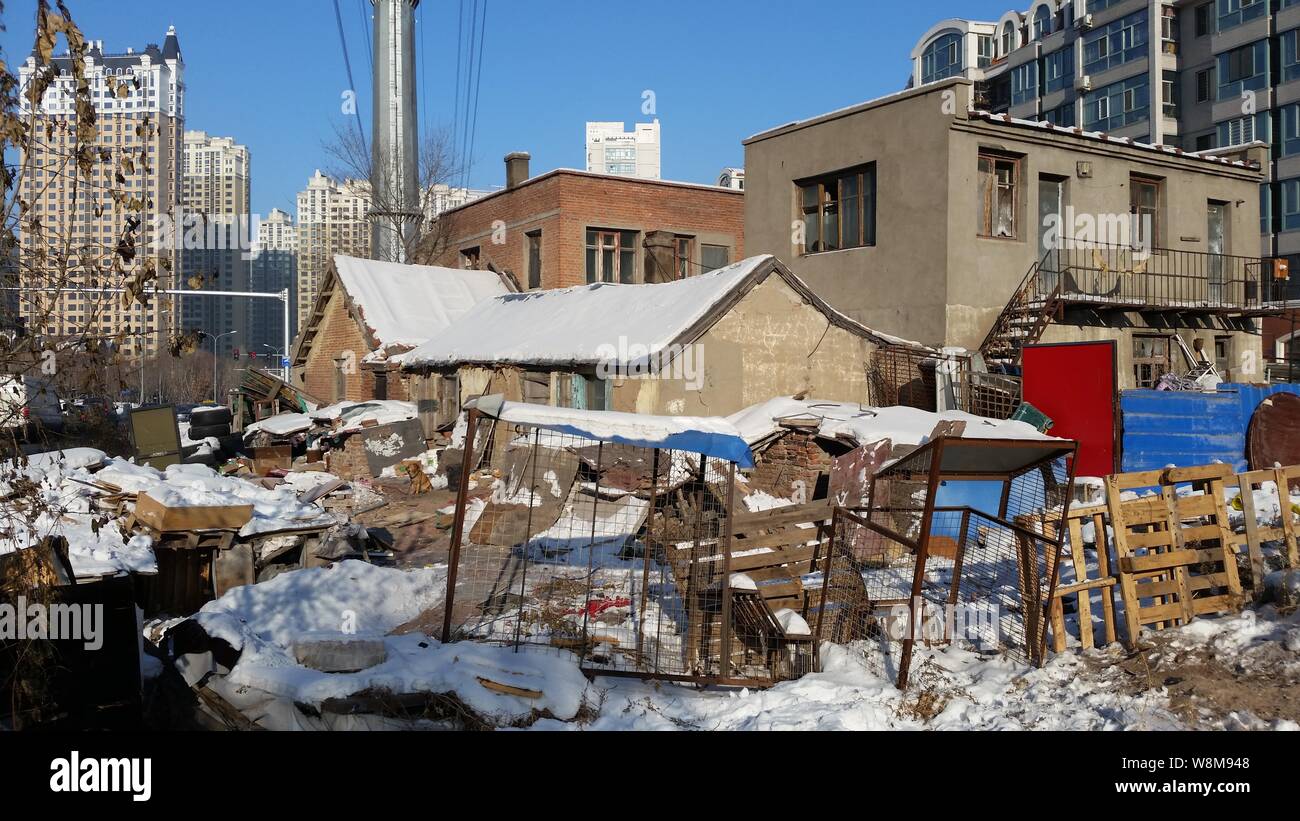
[248,351,258,360]
[231,347,239,360]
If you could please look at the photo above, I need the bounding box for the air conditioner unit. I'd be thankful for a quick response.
[1076,75,1093,92]
[1077,13,1094,31]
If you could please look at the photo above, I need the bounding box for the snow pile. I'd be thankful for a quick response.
[99,460,337,536]
[728,398,1057,447]
[244,400,418,440]
[0,448,156,577]
[191,561,590,726]
[243,412,312,437]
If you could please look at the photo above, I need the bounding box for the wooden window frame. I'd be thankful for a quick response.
[978,151,1022,240]
[796,163,876,255]
[1133,334,1172,389]
[1130,174,1162,249]
[585,228,639,284]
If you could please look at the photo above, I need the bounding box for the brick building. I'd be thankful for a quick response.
[291,255,512,403]
[417,153,744,289]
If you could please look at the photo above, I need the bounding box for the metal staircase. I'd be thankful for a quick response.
[979,252,1062,369]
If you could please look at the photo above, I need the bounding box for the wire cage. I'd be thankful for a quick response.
[440,402,830,686]
[814,435,1078,688]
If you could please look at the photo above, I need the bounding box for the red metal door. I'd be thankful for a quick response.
[1021,341,1118,477]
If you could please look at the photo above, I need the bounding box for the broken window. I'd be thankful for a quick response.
[1133,335,1172,388]
[526,230,542,289]
[796,164,876,254]
[585,228,638,284]
[978,152,1019,239]
[674,235,692,278]
[1130,175,1161,248]
[522,371,550,404]
[460,246,480,270]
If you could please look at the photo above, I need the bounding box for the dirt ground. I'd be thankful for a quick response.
[1083,615,1300,728]
[353,477,458,566]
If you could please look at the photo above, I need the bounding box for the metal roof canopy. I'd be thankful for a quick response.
[876,436,1078,483]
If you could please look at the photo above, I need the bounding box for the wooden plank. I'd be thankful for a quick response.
[1191,594,1238,616]
[1094,512,1117,646]
[1238,472,1269,602]
[731,526,825,552]
[1108,475,1143,648]
[476,677,542,700]
[1165,464,1235,483]
[1136,600,1187,625]
[1279,467,1300,567]
[1126,529,1178,550]
[1163,488,1195,625]
[1052,577,1118,597]
[1118,549,1201,574]
[727,543,821,573]
[731,501,833,531]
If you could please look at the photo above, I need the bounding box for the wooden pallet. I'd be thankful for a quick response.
[1236,466,1300,601]
[1107,466,1244,647]
[1042,503,1119,652]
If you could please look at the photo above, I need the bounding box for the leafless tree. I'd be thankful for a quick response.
[322,120,460,263]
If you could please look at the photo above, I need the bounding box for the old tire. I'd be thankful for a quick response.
[189,422,231,439]
[189,406,232,425]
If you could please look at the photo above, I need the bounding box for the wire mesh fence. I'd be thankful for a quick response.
[812,437,1075,687]
[442,411,825,685]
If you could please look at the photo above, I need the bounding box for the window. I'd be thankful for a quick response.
[978,152,1020,239]
[700,244,730,273]
[1217,0,1266,32]
[1083,11,1149,75]
[1044,101,1076,127]
[1001,21,1016,56]
[1162,70,1179,117]
[1195,133,1216,152]
[585,229,638,283]
[1130,175,1161,248]
[459,246,480,269]
[526,230,541,289]
[1044,45,1074,94]
[1033,5,1052,40]
[1012,62,1038,105]
[1195,68,1213,103]
[796,164,876,254]
[1282,179,1300,230]
[977,34,994,68]
[1217,112,1266,147]
[921,32,964,84]
[1215,336,1232,376]
[674,235,692,279]
[1217,40,1268,101]
[1283,29,1300,83]
[1283,106,1300,156]
[1084,75,1150,131]
[1133,335,1172,388]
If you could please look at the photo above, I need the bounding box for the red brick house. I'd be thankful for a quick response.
[418,153,744,289]
[291,255,513,403]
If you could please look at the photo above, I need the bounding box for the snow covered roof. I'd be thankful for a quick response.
[402,255,921,370]
[727,397,1059,449]
[332,255,512,358]
[470,396,756,467]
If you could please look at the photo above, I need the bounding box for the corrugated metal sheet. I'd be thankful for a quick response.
[1121,384,1300,473]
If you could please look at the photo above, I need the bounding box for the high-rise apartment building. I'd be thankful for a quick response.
[424,183,492,222]
[295,170,370,329]
[585,121,661,179]
[180,130,250,355]
[908,1,1300,265]
[16,28,185,356]
[251,208,297,356]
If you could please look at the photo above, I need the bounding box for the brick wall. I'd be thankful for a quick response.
[747,430,832,501]
[300,287,410,403]
[423,170,745,289]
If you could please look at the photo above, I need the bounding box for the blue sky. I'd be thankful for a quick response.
[1,0,1012,216]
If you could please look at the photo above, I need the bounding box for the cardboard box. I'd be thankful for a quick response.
[251,445,292,476]
[134,492,254,533]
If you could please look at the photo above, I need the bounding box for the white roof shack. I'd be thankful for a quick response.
[401,255,921,371]
[294,255,514,368]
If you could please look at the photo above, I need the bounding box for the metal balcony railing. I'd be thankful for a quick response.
[1031,241,1280,314]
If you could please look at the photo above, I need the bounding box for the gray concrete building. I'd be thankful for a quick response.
[743,78,1277,389]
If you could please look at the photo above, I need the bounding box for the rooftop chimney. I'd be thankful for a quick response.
[505,152,531,189]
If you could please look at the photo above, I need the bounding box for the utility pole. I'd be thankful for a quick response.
[370,0,422,263]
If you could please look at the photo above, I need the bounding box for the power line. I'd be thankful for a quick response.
[357,0,373,81]
[332,0,368,154]
[464,0,488,191]
[452,0,465,184]
[458,0,480,191]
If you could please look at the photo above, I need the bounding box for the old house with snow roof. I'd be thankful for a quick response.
[744,77,1281,389]
[289,255,514,403]
[400,255,925,430]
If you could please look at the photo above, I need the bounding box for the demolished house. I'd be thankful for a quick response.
[291,255,515,404]
[400,254,923,428]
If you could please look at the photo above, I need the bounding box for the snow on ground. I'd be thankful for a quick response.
[189,561,591,727]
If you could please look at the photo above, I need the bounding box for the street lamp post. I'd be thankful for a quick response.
[208,330,238,404]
